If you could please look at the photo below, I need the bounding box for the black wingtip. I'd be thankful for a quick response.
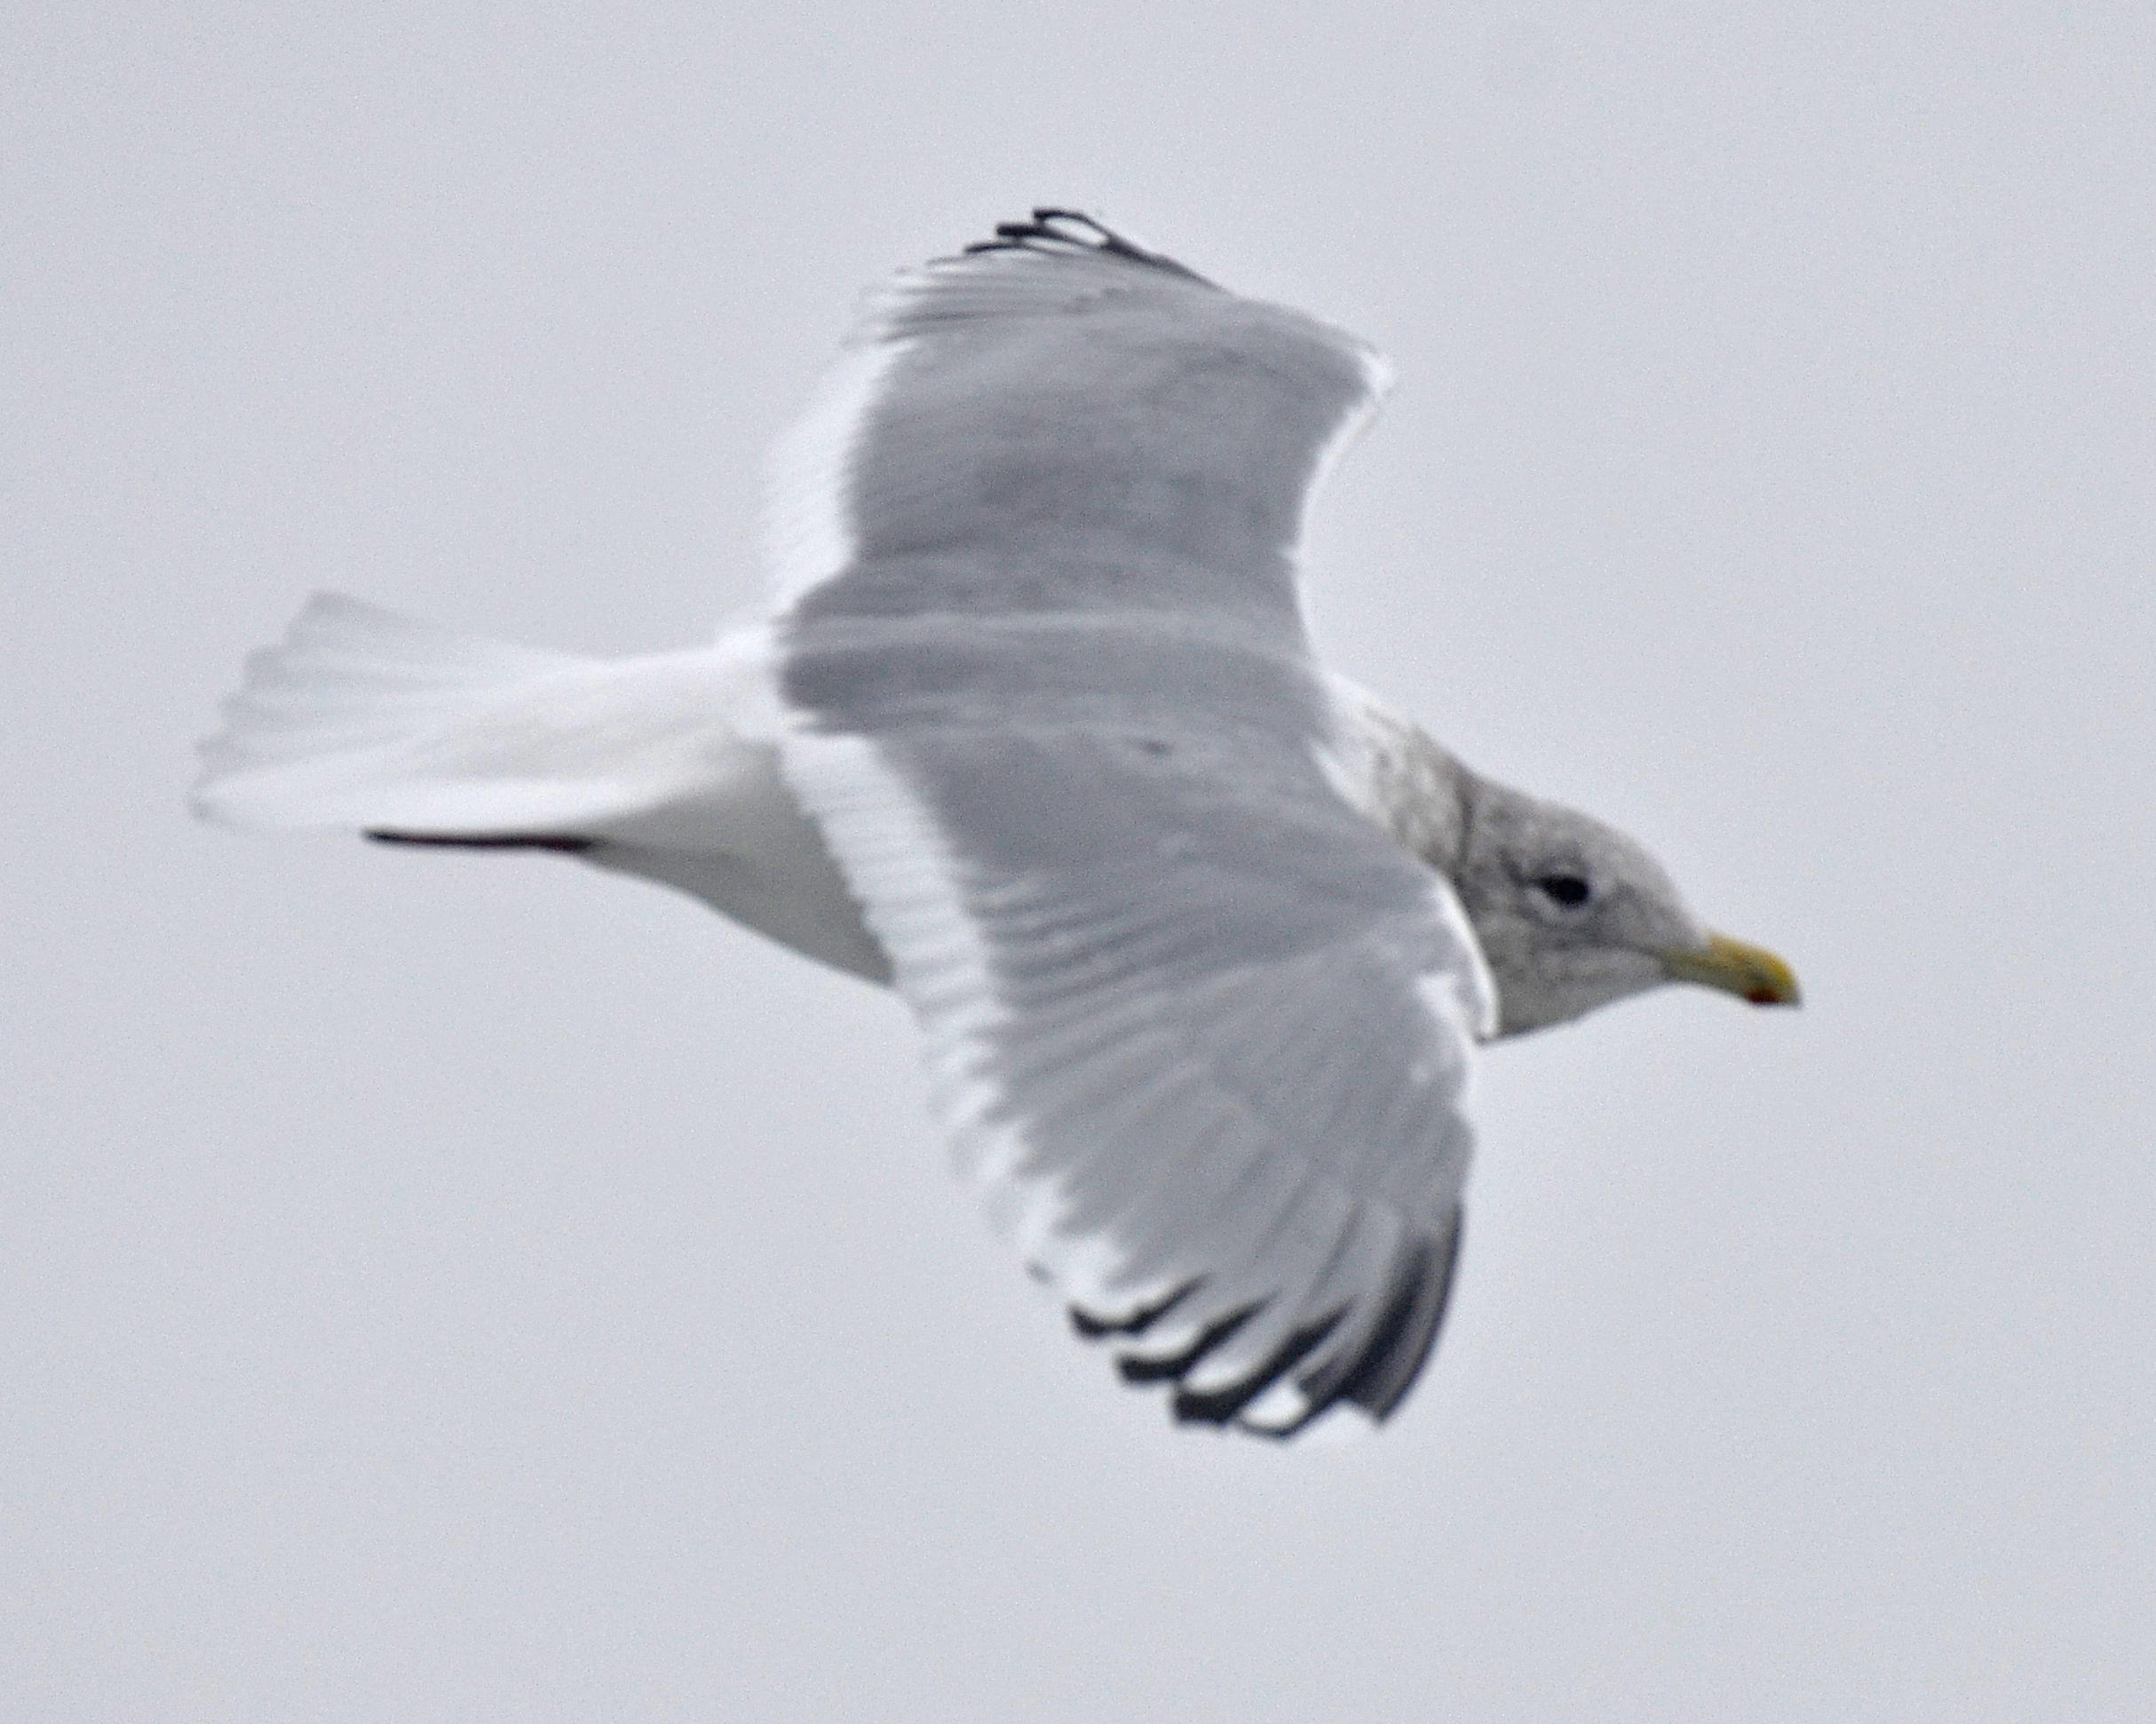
[1170,1309,1344,1427]
[1336,1214,1467,1420]
[1210,1214,1470,1442]
[957,208,1215,286]
[1069,1277,1204,1340]
[1065,1217,1468,1440]
[1114,1303,1261,1385]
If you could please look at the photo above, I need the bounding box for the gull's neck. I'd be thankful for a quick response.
[1323,677,1477,879]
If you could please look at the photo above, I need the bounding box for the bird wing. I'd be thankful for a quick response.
[770,213,1494,1433]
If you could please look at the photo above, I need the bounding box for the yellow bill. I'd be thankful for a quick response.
[1661,932,1801,1007]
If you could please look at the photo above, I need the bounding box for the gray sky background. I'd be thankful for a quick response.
[6,4,2152,1719]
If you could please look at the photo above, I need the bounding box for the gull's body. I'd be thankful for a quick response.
[197,212,1795,1436]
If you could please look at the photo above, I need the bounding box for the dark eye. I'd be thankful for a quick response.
[1534,874,1593,908]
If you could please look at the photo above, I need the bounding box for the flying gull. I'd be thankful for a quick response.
[194,210,1798,1437]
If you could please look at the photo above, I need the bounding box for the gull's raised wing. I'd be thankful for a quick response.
[765,209,1391,639]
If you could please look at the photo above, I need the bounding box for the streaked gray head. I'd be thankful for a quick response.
[1334,696,1800,1038]
[1444,771,1799,1036]
[1449,776,1688,1034]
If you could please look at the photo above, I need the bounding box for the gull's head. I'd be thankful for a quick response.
[1447,776,1800,1038]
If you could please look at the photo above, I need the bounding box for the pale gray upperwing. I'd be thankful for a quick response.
[771,214,1494,1432]
[765,210,1390,639]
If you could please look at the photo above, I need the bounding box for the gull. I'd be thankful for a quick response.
[195,210,1797,1437]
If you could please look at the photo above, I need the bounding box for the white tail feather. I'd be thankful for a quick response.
[192,593,761,838]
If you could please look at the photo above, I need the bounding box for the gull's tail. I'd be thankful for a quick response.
[191,593,747,842]
[194,593,892,981]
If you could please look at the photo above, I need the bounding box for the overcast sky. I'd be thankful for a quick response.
[6,4,2152,1720]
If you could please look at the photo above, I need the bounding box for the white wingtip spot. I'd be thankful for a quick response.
[1240,1379,1313,1431]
